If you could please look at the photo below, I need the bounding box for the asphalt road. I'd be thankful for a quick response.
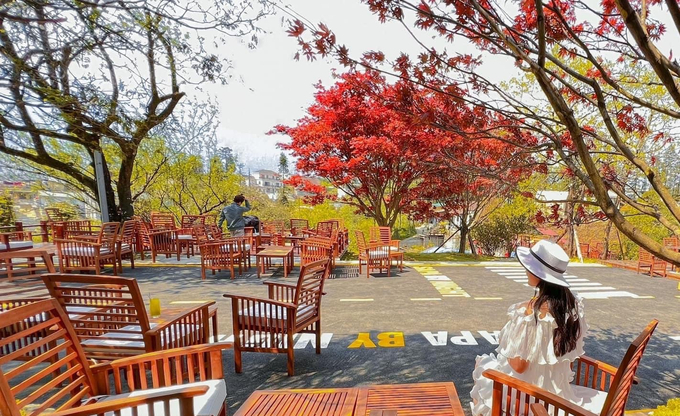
[127,262,680,414]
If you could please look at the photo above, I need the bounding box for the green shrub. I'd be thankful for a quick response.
[653,399,680,416]
[0,192,15,226]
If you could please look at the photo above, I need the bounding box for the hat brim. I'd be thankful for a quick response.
[516,247,570,287]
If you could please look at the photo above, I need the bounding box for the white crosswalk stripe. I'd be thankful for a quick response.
[485,265,643,299]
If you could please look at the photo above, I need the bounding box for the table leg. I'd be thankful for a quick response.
[257,256,261,278]
[284,255,288,278]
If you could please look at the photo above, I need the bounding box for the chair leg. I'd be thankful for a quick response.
[234,347,242,373]
[287,332,295,376]
[316,323,321,355]
[130,251,135,269]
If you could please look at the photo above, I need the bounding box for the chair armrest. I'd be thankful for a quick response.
[530,403,550,416]
[483,369,599,416]
[389,240,400,249]
[223,293,295,310]
[572,355,636,389]
[49,386,209,416]
[263,281,297,302]
[145,302,215,350]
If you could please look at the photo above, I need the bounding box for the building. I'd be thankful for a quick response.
[249,170,283,200]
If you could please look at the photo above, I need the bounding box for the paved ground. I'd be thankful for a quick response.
[125,261,680,414]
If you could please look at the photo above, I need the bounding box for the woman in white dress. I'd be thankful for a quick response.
[470,240,592,416]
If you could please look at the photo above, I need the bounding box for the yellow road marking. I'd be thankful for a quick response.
[635,296,655,299]
[340,298,374,302]
[410,298,442,301]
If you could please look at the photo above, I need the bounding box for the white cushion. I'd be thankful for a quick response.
[572,385,608,415]
[97,379,226,416]
[81,323,199,349]
[240,304,315,327]
[9,241,34,249]
[61,247,111,256]
[176,234,194,240]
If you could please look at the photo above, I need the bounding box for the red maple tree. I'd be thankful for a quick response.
[284,0,680,266]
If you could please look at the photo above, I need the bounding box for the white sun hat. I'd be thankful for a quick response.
[516,240,570,287]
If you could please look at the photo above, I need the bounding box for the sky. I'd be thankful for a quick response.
[193,0,677,172]
[193,0,519,171]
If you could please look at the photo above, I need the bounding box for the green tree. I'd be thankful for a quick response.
[0,192,15,226]
[277,152,292,205]
[0,1,272,220]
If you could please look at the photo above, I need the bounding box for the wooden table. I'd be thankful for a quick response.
[255,245,295,278]
[234,382,465,416]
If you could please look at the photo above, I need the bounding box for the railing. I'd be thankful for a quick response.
[0,221,50,242]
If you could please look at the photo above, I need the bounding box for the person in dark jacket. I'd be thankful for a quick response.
[218,194,251,236]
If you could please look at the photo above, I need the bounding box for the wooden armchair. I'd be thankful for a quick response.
[224,258,330,376]
[55,222,120,274]
[134,217,153,260]
[356,230,391,278]
[637,248,668,278]
[290,218,310,236]
[0,298,229,416]
[483,320,658,416]
[198,239,244,280]
[63,219,96,238]
[300,238,333,272]
[0,231,34,252]
[43,274,214,361]
[151,213,194,256]
[370,226,401,250]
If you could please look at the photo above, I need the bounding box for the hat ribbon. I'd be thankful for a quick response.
[530,248,566,274]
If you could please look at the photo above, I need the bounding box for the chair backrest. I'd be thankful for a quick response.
[99,222,120,250]
[316,220,337,238]
[293,259,329,324]
[663,237,679,247]
[63,220,93,238]
[370,226,392,245]
[151,213,177,230]
[0,298,99,416]
[134,218,152,248]
[355,230,368,252]
[601,320,659,416]
[194,224,211,244]
[120,219,136,244]
[181,214,204,229]
[290,218,309,234]
[202,214,217,225]
[638,248,652,262]
[300,239,333,267]
[0,250,55,299]
[42,274,152,361]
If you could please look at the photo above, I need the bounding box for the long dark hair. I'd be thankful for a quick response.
[533,280,581,357]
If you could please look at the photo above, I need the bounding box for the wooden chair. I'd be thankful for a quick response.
[152,213,195,257]
[0,231,34,252]
[483,320,658,416]
[182,214,205,229]
[56,222,120,275]
[0,298,229,416]
[663,236,679,248]
[63,219,96,238]
[134,217,153,260]
[637,248,668,278]
[290,218,310,235]
[117,219,137,273]
[224,258,330,376]
[370,226,400,249]
[355,230,392,278]
[0,249,55,299]
[198,239,243,279]
[43,274,214,361]
[300,238,333,273]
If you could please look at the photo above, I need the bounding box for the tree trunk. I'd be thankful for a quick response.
[97,152,120,222]
[603,220,613,259]
[459,224,468,253]
[117,151,137,220]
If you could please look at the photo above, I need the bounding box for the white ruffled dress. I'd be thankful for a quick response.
[470,296,592,416]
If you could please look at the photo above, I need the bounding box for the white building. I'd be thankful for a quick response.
[249,170,283,200]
